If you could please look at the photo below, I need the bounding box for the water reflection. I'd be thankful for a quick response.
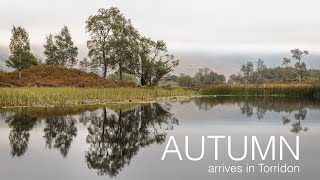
[1,97,319,179]
[85,103,178,177]
[190,96,318,133]
[43,116,78,157]
[1,103,178,177]
[5,113,38,157]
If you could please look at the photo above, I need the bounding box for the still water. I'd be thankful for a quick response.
[0,97,319,180]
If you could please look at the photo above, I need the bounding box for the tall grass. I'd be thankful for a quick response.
[200,84,320,99]
[0,87,197,107]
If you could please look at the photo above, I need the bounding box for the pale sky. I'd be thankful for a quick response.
[1,0,320,75]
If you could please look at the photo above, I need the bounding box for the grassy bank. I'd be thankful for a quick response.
[0,87,197,107]
[1,84,320,107]
[199,84,320,99]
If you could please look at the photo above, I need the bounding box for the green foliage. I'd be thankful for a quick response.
[108,72,137,84]
[240,62,254,84]
[86,7,125,78]
[177,74,194,87]
[283,49,309,81]
[229,56,320,84]
[86,7,179,83]
[193,67,226,85]
[79,58,92,72]
[176,68,226,87]
[44,26,78,67]
[164,75,178,82]
[6,26,38,70]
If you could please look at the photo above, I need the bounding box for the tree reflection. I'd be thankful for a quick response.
[291,106,308,133]
[192,97,313,133]
[5,113,38,157]
[43,116,78,157]
[240,102,254,118]
[85,103,178,177]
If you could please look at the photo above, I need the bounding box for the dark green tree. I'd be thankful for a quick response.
[111,18,140,80]
[44,26,78,67]
[43,34,58,66]
[177,73,194,87]
[193,68,226,85]
[131,37,179,85]
[6,26,38,73]
[86,7,125,78]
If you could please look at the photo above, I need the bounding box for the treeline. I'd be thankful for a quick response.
[165,68,226,87]
[4,7,178,86]
[229,49,320,84]
[172,48,320,87]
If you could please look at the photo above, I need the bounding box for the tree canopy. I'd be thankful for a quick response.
[44,26,78,67]
[6,26,38,70]
[85,7,179,84]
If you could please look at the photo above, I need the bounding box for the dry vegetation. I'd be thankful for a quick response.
[199,84,320,99]
[0,65,134,87]
[0,87,197,107]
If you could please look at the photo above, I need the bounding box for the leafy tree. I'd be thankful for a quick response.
[193,68,226,85]
[111,19,140,80]
[79,58,92,72]
[108,72,137,83]
[256,59,266,72]
[130,37,179,85]
[165,75,178,82]
[6,26,38,72]
[44,26,78,67]
[43,34,58,65]
[86,7,125,78]
[240,62,254,84]
[283,49,309,81]
[177,73,194,87]
[228,73,245,84]
[86,7,178,83]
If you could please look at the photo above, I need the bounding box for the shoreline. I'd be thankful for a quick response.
[1,84,319,108]
[0,95,203,109]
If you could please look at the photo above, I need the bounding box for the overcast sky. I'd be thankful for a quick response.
[1,0,320,75]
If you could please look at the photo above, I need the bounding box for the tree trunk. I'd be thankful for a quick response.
[103,64,107,78]
[140,75,146,86]
[19,71,22,79]
[119,65,123,81]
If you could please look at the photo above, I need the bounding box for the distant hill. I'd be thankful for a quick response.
[0,65,134,87]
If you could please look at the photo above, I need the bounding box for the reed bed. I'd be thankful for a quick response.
[200,84,320,99]
[0,87,197,107]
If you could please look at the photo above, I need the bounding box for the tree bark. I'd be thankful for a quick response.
[140,75,146,86]
[103,64,107,78]
[119,62,123,80]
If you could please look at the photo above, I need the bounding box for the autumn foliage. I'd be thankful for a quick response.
[0,65,134,87]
